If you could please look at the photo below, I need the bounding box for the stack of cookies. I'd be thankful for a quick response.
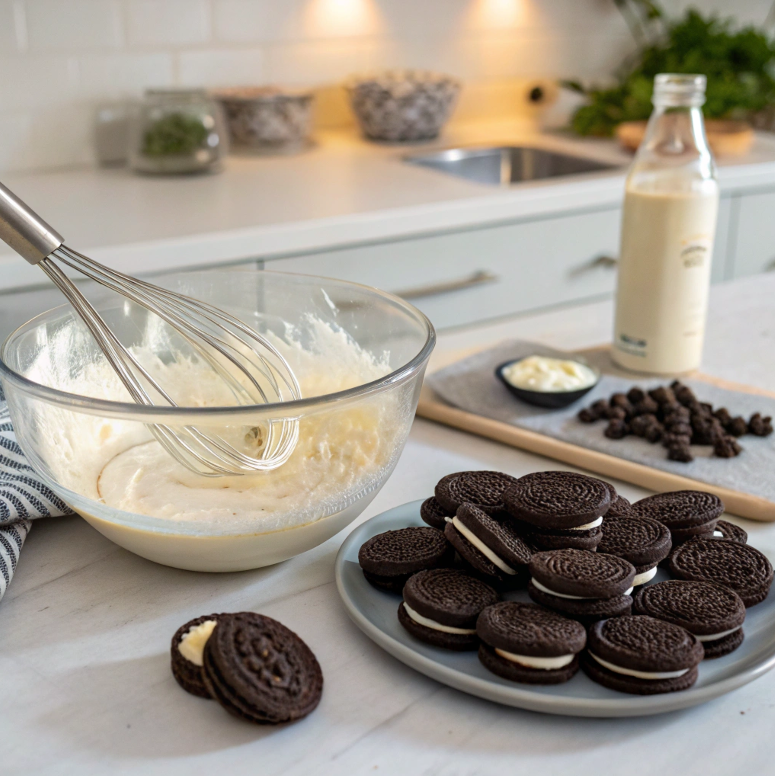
[359,467,773,696]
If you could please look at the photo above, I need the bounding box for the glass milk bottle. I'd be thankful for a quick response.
[612,74,719,374]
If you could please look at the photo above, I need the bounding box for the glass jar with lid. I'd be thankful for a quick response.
[129,89,228,174]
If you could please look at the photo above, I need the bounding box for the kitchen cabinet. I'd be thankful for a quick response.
[269,206,622,330]
[728,190,775,278]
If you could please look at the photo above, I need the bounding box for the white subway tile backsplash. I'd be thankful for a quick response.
[213,0,288,43]
[77,52,173,98]
[178,49,263,87]
[125,0,210,46]
[26,0,123,50]
[0,1,22,52]
[0,56,76,109]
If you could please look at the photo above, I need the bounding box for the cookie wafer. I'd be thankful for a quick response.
[599,480,632,516]
[399,568,498,650]
[477,602,586,684]
[669,538,773,607]
[713,519,748,544]
[633,580,746,658]
[582,615,704,695]
[435,470,518,516]
[597,514,671,586]
[171,614,221,698]
[202,612,323,724]
[629,490,723,544]
[358,527,453,593]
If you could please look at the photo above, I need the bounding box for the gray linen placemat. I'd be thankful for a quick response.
[427,340,775,504]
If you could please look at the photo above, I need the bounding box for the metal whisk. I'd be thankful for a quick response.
[0,181,301,477]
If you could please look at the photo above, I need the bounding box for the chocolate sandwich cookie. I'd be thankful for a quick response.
[420,496,452,529]
[435,470,518,516]
[359,526,453,593]
[712,519,748,544]
[629,490,724,545]
[633,580,746,658]
[504,471,611,529]
[597,514,671,587]
[398,568,498,650]
[477,602,586,684]
[528,548,635,625]
[669,538,773,607]
[444,504,532,587]
[171,614,222,698]
[582,615,704,695]
[202,612,323,724]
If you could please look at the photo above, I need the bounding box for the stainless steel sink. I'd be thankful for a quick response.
[404,146,619,186]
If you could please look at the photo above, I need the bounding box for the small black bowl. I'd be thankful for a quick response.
[495,357,600,410]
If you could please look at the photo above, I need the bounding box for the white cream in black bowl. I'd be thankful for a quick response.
[496,355,600,409]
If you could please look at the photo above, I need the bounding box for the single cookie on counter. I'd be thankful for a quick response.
[633,580,746,658]
[582,615,704,695]
[503,471,612,551]
[712,519,748,544]
[597,514,671,587]
[444,504,533,588]
[628,490,723,545]
[527,548,635,625]
[171,614,222,698]
[358,526,454,593]
[477,602,586,684]
[435,470,518,517]
[202,612,323,725]
[420,496,453,529]
[398,568,498,651]
[669,538,773,607]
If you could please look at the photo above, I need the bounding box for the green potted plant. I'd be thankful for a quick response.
[564,0,775,152]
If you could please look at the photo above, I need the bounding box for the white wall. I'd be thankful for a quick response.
[0,0,771,173]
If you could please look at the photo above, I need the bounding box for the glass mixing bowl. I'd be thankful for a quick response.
[0,269,435,571]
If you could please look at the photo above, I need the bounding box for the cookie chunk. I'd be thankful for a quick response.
[669,538,773,607]
[582,616,703,695]
[358,526,453,593]
[435,470,518,516]
[202,612,323,724]
[477,602,586,684]
[633,580,746,659]
[399,568,498,650]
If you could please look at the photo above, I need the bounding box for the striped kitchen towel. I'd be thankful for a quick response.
[0,387,73,601]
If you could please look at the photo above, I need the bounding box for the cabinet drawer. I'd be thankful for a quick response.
[267,208,622,330]
[730,190,775,278]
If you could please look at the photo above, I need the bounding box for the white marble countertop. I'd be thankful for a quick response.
[3,120,775,292]
[3,273,775,776]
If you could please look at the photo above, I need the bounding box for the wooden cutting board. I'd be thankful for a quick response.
[417,346,775,522]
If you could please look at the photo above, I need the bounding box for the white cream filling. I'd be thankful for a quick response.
[695,625,742,642]
[403,603,476,635]
[568,516,604,531]
[713,530,723,537]
[589,651,690,680]
[451,516,517,575]
[631,566,658,586]
[531,578,633,600]
[501,356,598,392]
[178,619,218,666]
[495,648,575,670]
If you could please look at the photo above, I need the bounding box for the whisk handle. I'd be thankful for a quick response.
[0,180,64,265]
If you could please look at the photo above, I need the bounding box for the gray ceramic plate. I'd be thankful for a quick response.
[335,500,775,717]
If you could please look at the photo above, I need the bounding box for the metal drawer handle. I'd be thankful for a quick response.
[394,270,499,300]
[569,254,618,277]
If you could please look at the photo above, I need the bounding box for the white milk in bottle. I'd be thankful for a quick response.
[613,74,719,375]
